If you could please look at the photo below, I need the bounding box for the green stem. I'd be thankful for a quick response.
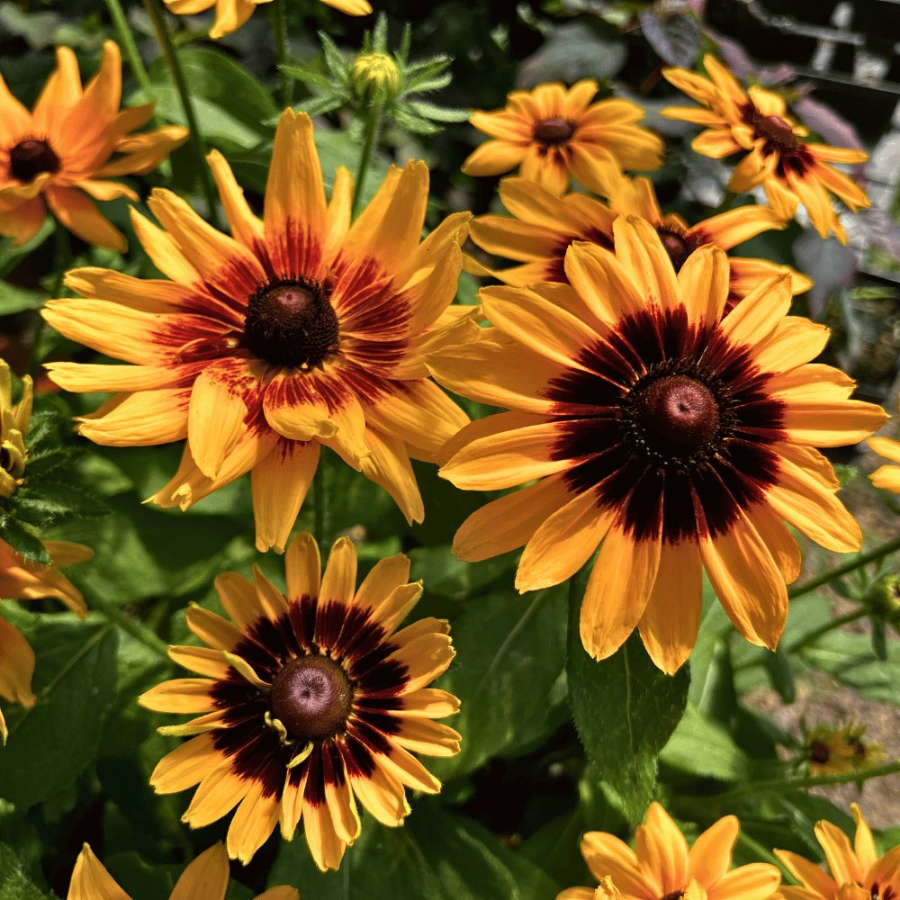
[143,0,221,229]
[91,595,170,659]
[271,0,292,108]
[736,831,793,878]
[711,760,900,803]
[788,607,868,653]
[313,452,329,549]
[104,0,155,102]
[29,220,70,377]
[789,536,900,600]
[352,106,382,217]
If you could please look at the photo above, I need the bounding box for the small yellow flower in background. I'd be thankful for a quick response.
[43,109,471,554]
[139,532,460,871]
[869,396,900,494]
[0,358,93,744]
[432,220,888,672]
[163,0,371,39]
[803,723,887,775]
[559,802,781,900]
[661,55,869,244]
[776,805,899,900]
[468,175,811,307]
[67,842,297,900]
[462,80,664,196]
[0,41,187,251]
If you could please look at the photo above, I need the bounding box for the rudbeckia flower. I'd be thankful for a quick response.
[0,537,92,744]
[802,723,886,776]
[0,41,187,250]
[43,110,471,553]
[67,842,297,900]
[163,0,371,39]
[139,532,460,871]
[559,802,781,900]
[432,218,887,672]
[661,55,869,243]
[0,360,30,500]
[468,175,811,307]
[775,805,899,900]
[869,398,900,494]
[462,81,664,196]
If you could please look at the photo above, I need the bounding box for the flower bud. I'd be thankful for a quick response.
[351,52,401,104]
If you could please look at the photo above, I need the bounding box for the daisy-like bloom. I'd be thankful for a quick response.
[0,360,31,500]
[868,398,900,494]
[139,532,460,871]
[68,842,297,900]
[661,55,869,243]
[468,175,811,308]
[0,41,187,250]
[0,536,92,744]
[559,802,781,900]
[432,218,888,672]
[462,80,664,197]
[163,0,371,39]
[776,804,899,900]
[42,110,471,553]
[802,724,886,776]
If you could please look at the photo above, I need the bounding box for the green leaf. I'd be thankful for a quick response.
[0,220,53,279]
[0,282,44,315]
[428,585,569,782]
[0,613,118,809]
[659,703,750,781]
[0,516,50,565]
[269,803,559,899]
[566,588,689,823]
[0,843,53,900]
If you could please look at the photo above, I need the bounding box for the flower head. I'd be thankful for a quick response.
[662,55,869,243]
[868,397,900,494]
[468,175,811,307]
[139,532,460,871]
[67,842,297,900]
[776,805,899,900]
[432,218,887,671]
[802,723,886,775]
[43,110,471,553]
[0,361,31,499]
[463,81,664,196]
[0,41,187,250]
[163,0,371,40]
[559,802,781,900]
[351,52,402,103]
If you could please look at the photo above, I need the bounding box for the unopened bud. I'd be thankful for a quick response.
[351,52,401,103]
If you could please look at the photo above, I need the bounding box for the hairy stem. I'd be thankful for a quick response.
[271,0,293,108]
[789,536,900,600]
[143,0,221,228]
[103,0,156,102]
[788,607,868,653]
[91,595,170,659]
[352,106,382,217]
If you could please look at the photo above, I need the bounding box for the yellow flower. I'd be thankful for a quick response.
[139,532,460,871]
[351,52,402,102]
[0,537,92,744]
[43,110,471,554]
[559,803,781,900]
[432,219,887,672]
[0,361,31,499]
[163,0,371,39]
[67,842,297,900]
[468,175,811,308]
[775,805,899,900]
[868,396,900,494]
[803,724,887,776]
[661,55,869,243]
[0,41,187,250]
[462,80,664,196]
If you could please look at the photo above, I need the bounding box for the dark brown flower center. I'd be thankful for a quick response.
[643,375,720,450]
[0,447,12,474]
[661,892,685,900]
[9,139,61,182]
[243,278,340,369]
[533,117,575,146]
[809,739,830,763]
[270,655,353,741]
[657,229,696,272]
[747,107,796,151]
